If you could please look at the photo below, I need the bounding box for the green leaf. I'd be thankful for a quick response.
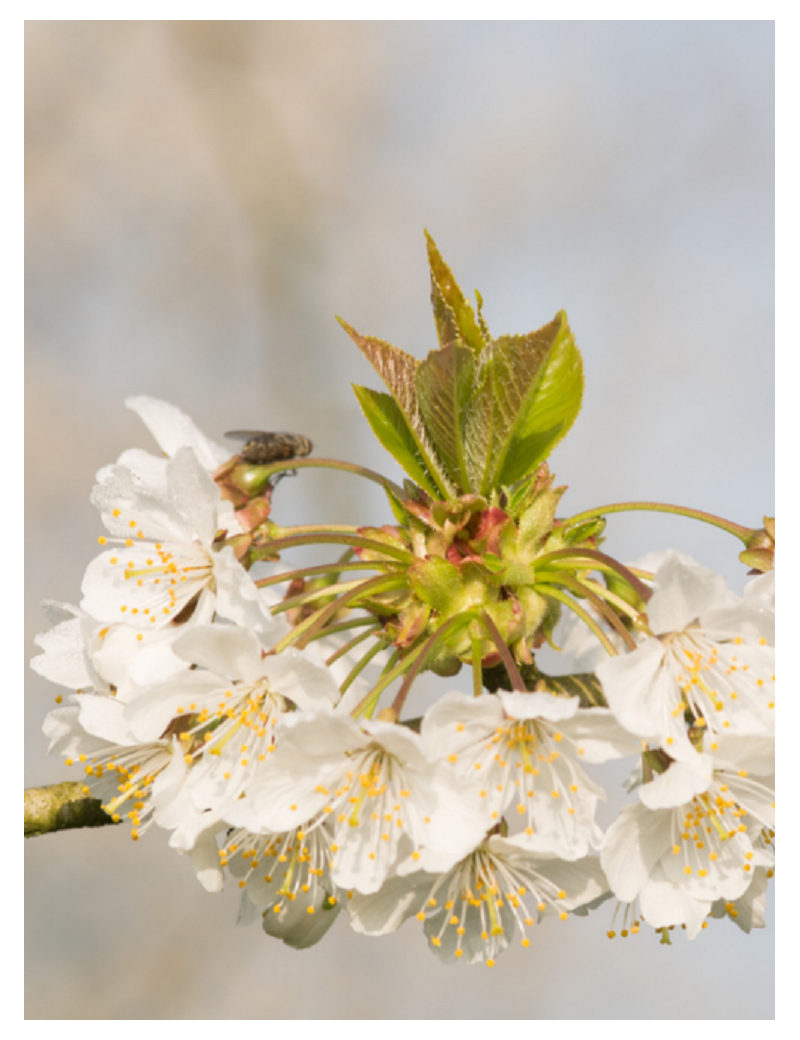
[352,386,441,499]
[474,289,491,341]
[425,232,487,355]
[464,312,583,494]
[340,318,454,498]
[415,343,476,492]
[496,312,583,487]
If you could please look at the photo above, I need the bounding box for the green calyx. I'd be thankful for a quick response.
[350,466,609,677]
[341,233,584,501]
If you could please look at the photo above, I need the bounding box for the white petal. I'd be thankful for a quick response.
[212,546,290,639]
[601,802,673,903]
[31,617,94,690]
[347,872,435,935]
[706,734,775,777]
[497,690,580,722]
[172,623,265,683]
[261,890,341,949]
[77,693,140,745]
[187,831,226,893]
[124,672,222,742]
[557,707,641,764]
[598,639,668,735]
[125,396,230,471]
[43,704,110,759]
[421,689,502,758]
[260,648,341,711]
[639,756,713,809]
[647,553,735,634]
[638,864,712,939]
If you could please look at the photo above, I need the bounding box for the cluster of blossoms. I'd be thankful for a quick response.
[30,239,775,964]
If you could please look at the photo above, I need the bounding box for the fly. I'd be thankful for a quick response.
[225,430,314,465]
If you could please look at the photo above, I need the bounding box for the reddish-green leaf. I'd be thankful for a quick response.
[352,385,441,499]
[425,232,487,355]
[415,343,476,492]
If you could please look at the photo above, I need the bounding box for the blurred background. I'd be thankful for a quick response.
[25,21,774,1019]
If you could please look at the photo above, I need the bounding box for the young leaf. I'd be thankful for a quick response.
[351,386,442,499]
[495,311,583,488]
[415,343,476,492]
[425,232,487,355]
[339,318,454,498]
[464,312,583,494]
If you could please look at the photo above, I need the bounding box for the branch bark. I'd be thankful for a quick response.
[24,782,118,838]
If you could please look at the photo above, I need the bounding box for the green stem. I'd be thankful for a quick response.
[251,533,413,565]
[255,560,386,589]
[248,457,406,499]
[271,573,408,654]
[325,626,382,666]
[471,637,484,698]
[564,501,753,544]
[352,649,405,719]
[479,611,525,692]
[577,576,646,624]
[536,572,637,652]
[534,584,618,658]
[303,617,378,643]
[534,548,652,603]
[340,640,391,698]
[272,523,360,535]
[271,576,394,616]
[389,614,475,717]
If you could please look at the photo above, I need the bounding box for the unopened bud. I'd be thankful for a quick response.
[739,516,775,573]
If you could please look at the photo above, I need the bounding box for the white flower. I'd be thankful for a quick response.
[422,689,639,859]
[82,448,273,634]
[95,396,231,488]
[348,837,608,965]
[711,828,774,933]
[596,552,774,761]
[226,823,342,949]
[601,735,774,938]
[124,623,341,812]
[31,600,206,704]
[43,695,189,841]
[225,712,488,895]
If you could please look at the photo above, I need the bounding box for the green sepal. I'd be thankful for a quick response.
[482,552,506,575]
[351,385,441,499]
[382,482,419,528]
[739,548,774,574]
[408,556,469,615]
[562,517,607,547]
[394,601,432,648]
[353,524,411,563]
